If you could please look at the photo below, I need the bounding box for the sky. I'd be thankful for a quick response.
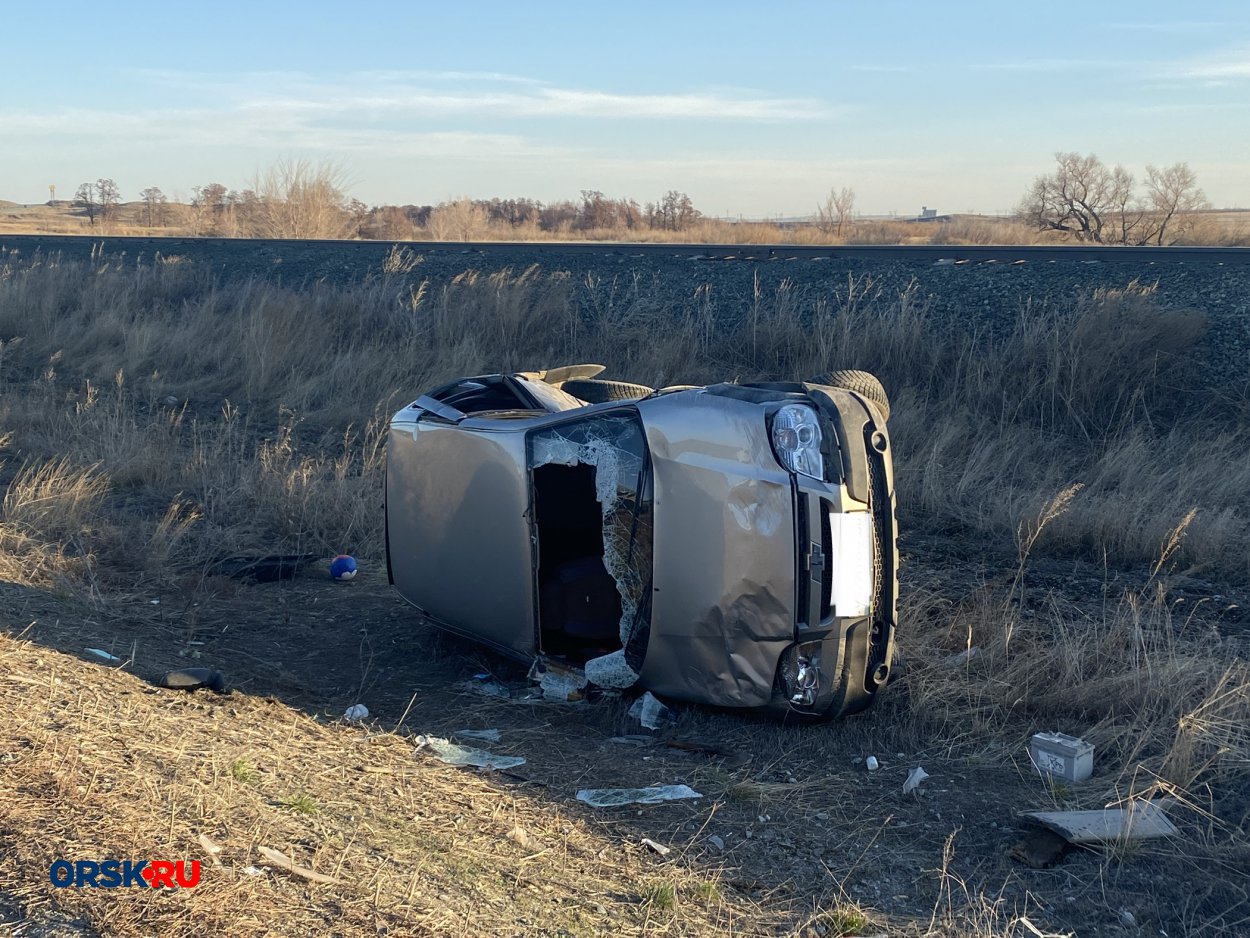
[1,1,1248,217]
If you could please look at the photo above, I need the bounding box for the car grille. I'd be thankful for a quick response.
[819,505,833,621]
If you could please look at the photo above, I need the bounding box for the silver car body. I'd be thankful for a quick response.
[385,367,897,718]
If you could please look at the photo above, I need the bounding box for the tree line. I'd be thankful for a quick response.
[66,154,1218,245]
[71,161,706,241]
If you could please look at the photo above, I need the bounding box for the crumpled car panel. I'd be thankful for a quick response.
[637,391,795,708]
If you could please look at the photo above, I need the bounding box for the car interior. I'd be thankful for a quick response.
[531,463,623,660]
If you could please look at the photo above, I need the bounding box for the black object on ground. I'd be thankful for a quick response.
[208,553,321,582]
[156,667,231,695]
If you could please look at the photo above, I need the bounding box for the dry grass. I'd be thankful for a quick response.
[0,247,1248,934]
[0,628,770,937]
[2,252,1244,582]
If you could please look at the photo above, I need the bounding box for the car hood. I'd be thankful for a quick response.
[634,391,796,708]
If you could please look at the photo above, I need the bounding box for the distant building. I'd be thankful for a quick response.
[919,206,937,219]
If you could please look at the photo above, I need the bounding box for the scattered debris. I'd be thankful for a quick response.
[1016,916,1075,938]
[85,648,120,662]
[706,834,725,853]
[641,838,671,856]
[156,667,231,695]
[576,785,703,807]
[865,755,880,771]
[1021,802,1178,845]
[415,735,526,771]
[465,675,512,699]
[342,704,369,722]
[257,846,341,885]
[198,833,223,867]
[1029,732,1094,782]
[1009,828,1071,869]
[241,866,264,877]
[209,553,320,583]
[629,691,675,730]
[584,648,640,689]
[454,728,502,743]
[902,767,929,794]
[1118,909,1137,928]
[533,659,589,702]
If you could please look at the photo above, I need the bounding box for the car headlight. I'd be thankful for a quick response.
[770,404,824,479]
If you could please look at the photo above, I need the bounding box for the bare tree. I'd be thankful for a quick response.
[139,186,168,227]
[426,198,490,241]
[189,183,230,235]
[1018,152,1123,242]
[96,178,121,225]
[816,186,856,236]
[75,182,97,226]
[1106,165,1144,245]
[1020,152,1209,245]
[647,190,701,231]
[1144,162,1208,245]
[248,159,354,240]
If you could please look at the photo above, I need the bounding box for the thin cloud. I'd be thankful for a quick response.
[1172,45,1250,80]
[970,58,1125,72]
[124,69,836,121]
[1105,20,1231,31]
[241,87,834,121]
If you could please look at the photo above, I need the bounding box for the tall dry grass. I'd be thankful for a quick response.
[0,250,1244,585]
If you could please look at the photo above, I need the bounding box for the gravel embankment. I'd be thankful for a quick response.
[4,236,1248,389]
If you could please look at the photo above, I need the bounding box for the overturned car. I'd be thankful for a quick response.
[385,366,897,720]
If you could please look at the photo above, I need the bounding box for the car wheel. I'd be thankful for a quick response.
[808,369,890,421]
[562,378,655,403]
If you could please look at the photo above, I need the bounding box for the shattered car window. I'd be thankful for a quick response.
[530,415,652,689]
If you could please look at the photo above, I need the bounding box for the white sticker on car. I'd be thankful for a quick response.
[827,511,873,618]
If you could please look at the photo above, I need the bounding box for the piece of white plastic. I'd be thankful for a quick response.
[343,704,369,722]
[629,691,673,730]
[865,755,880,771]
[416,735,526,771]
[575,785,702,807]
[903,766,930,794]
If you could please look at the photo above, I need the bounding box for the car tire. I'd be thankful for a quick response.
[808,370,891,421]
[562,378,655,403]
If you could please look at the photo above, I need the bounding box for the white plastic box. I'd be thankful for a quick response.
[1029,732,1094,782]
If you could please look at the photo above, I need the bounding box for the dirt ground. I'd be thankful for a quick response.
[3,531,1247,937]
